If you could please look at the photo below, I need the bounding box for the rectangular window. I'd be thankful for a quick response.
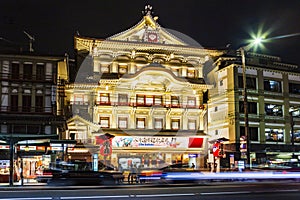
[188,119,196,130]
[23,63,33,80]
[238,76,257,90]
[239,101,257,114]
[187,69,195,78]
[264,80,282,93]
[2,61,9,79]
[73,95,84,105]
[154,96,162,106]
[11,62,20,79]
[35,96,43,112]
[171,119,180,130]
[240,127,259,141]
[154,118,163,129]
[118,117,128,129]
[145,95,153,105]
[10,95,18,112]
[100,117,110,128]
[265,103,283,116]
[27,125,40,134]
[100,93,110,105]
[36,63,45,80]
[265,128,284,142]
[289,83,300,94]
[136,95,144,106]
[118,94,128,105]
[187,97,196,108]
[171,96,180,107]
[136,118,145,129]
[22,95,31,112]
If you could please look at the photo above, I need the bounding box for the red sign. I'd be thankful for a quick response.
[212,142,220,157]
[96,135,112,156]
[188,138,204,148]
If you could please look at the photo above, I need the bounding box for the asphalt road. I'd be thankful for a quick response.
[0,181,300,200]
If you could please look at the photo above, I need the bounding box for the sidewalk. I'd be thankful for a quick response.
[0,178,46,187]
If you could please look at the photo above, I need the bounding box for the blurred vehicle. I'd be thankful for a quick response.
[138,163,197,183]
[42,161,123,186]
[254,160,300,172]
[36,169,53,183]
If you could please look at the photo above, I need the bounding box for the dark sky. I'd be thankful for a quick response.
[1,0,300,66]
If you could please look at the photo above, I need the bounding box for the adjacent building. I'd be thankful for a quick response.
[0,53,70,179]
[207,50,300,167]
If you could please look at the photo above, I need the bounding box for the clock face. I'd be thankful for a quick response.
[147,32,158,43]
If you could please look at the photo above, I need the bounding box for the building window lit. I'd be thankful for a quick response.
[154,118,163,129]
[188,119,196,130]
[171,119,180,130]
[99,117,110,128]
[187,69,195,78]
[136,118,146,129]
[264,80,282,93]
[73,94,84,105]
[187,97,196,108]
[154,96,163,106]
[136,95,144,106]
[265,128,284,142]
[145,95,153,105]
[118,94,128,106]
[99,93,110,105]
[265,104,283,116]
[118,117,128,129]
[171,96,180,107]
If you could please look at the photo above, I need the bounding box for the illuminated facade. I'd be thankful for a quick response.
[207,51,300,166]
[0,53,70,179]
[65,7,224,169]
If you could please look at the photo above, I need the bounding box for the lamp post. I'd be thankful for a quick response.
[239,46,250,168]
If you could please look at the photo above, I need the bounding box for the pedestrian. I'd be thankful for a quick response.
[191,163,195,169]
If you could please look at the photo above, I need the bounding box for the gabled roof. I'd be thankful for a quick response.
[107,10,188,46]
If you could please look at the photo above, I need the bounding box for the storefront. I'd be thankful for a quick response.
[106,136,207,170]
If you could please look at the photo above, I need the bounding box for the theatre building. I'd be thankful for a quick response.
[65,6,225,169]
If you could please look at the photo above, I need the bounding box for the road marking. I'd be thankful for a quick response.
[0,198,52,200]
[61,195,129,199]
[201,191,251,195]
[136,193,195,197]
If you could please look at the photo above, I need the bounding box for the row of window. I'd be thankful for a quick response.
[238,102,299,117]
[72,94,200,108]
[236,76,300,94]
[238,127,300,143]
[1,124,53,134]
[97,63,198,78]
[1,61,54,81]
[99,117,197,130]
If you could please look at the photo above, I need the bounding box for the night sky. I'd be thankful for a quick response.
[1,0,300,66]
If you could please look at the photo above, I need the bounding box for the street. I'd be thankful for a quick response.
[0,181,300,200]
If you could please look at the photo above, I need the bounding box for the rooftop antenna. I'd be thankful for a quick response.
[23,31,35,52]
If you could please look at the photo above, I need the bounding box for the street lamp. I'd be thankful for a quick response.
[238,38,263,168]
